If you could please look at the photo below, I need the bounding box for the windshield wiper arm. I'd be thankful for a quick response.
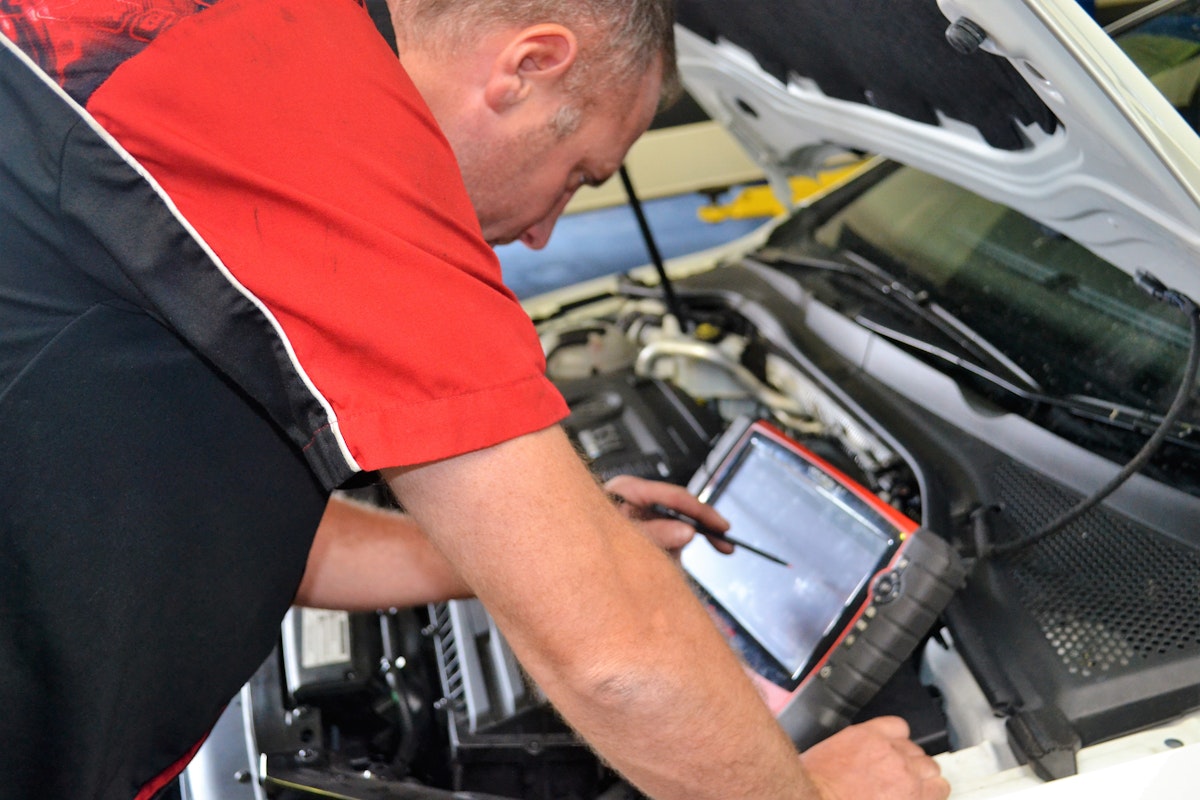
[856,316,1195,441]
[753,249,1198,444]
[754,248,1042,391]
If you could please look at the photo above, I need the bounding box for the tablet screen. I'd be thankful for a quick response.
[681,430,897,678]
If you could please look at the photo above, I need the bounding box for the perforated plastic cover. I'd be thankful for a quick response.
[994,461,1200,681]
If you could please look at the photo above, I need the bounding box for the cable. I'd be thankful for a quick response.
[991,270,1200,558]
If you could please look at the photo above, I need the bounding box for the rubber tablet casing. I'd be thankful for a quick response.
[685,418,967,749]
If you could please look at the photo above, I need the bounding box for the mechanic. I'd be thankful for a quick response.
[0,0,949,798]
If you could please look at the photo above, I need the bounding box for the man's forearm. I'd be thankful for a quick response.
[294,493,471,610]
[516,521,821,798]
[385,428,824,799]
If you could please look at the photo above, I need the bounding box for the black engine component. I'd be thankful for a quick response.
[557,369,725,484]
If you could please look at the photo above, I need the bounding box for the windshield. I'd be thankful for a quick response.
[764,2,1200,428]
[1113,0,1200,133]
[756,2,1200,484]
[805,165,1193,420]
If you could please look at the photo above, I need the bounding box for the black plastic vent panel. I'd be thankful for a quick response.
[994,461,1200,679]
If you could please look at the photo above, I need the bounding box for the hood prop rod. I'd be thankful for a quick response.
[619,164,688,327]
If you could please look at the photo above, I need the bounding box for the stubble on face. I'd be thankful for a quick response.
[460,64,663,247]
[457,111,569,247]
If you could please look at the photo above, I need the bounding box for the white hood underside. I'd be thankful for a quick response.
[676,0,1200,299]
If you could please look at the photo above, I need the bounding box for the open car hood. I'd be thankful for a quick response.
[675,0,1200,298]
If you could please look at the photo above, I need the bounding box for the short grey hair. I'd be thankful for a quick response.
[393,0,681,106]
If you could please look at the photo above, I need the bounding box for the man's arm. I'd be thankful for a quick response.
[294,493,471,610]
[385,424,947,800]
[295,475,731,610]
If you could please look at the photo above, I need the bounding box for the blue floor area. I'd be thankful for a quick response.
[496,191,766,299]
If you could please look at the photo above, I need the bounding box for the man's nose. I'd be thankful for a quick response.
[519,192,574,250]
[518,215,558,250]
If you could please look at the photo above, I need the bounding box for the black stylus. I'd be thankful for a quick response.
[642,502,792,568]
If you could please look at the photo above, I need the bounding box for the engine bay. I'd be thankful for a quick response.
[184,261,1200,798]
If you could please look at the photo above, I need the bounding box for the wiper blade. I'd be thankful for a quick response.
[752,249,1200,445]
[857,316,1197,442]
[754,248,1041,392]
[853,315,1039,401]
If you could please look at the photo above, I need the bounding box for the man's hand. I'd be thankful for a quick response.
[800,717,950,800]
[604,474,734,556]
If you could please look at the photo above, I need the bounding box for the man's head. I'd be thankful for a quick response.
[393,1,679,109]
[390,0,679,248]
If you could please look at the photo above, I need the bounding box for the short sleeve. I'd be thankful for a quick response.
[82,0,569,485]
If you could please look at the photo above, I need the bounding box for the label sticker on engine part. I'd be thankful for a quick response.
[300,608,351,668]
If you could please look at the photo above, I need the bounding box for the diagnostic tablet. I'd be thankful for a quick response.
[682,419,965,748]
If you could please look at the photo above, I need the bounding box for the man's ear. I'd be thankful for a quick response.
[484,24,579,112]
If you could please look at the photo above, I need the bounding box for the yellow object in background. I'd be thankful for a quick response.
[697,162,867,223]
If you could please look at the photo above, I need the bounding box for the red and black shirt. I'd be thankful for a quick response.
[1,0,568,488]
[0,1,567,796]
